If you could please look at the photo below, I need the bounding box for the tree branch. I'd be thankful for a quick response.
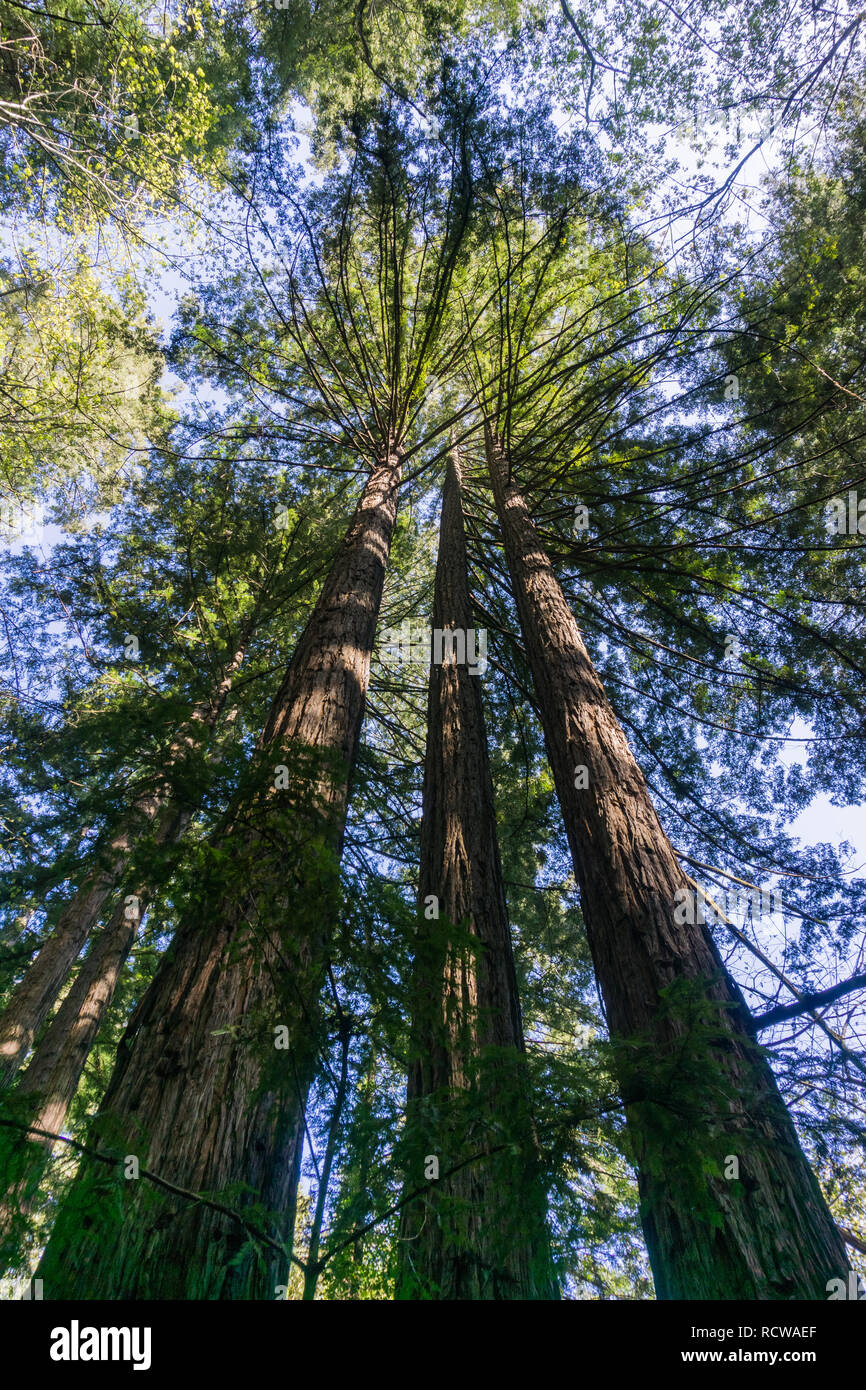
[754,973,866,1031]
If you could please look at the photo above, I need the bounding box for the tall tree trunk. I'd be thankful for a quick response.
[302,1012,351,1301]
[0,646,247,1086]
[35,452,402,1300]
[484,422,849,1300]
[397,449,556,1300]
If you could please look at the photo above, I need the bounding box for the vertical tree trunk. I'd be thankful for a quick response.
[302,1013,351,1301]
[35,452,402,1299]
[484,422,849,1300]
[0,646,247,1086]
[397,449,556,1300]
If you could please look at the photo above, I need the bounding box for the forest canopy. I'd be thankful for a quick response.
[0,0,864,1306]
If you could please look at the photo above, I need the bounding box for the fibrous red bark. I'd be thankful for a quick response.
[398,448,556,1300]
[35,453,402,1299]
[485,422,849,1300]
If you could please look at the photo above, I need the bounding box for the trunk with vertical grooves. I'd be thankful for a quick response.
[35,454,402,1299]
[484,423,849,1300]
[397,448,556,1300]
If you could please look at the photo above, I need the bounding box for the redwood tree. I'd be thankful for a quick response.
[36,448,403,1298]
[34,100,474,1298]
[397,447,556,1299]
[484,419,850,1299]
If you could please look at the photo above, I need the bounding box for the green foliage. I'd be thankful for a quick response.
[0,241,165,502]
[1,8,864,1302]
[0,0,255,228]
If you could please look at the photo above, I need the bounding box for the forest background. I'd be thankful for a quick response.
[0,0,864,1301]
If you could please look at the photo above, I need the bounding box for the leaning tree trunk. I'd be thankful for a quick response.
[484,422,849,1300]
[36,451,402,1300]
[0,644,247,1086]
[0,893,141,1261]
[19,893,143,1130]
[0,804,195,1263]
[397,448,556,1300]
[0,838,139,1087]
